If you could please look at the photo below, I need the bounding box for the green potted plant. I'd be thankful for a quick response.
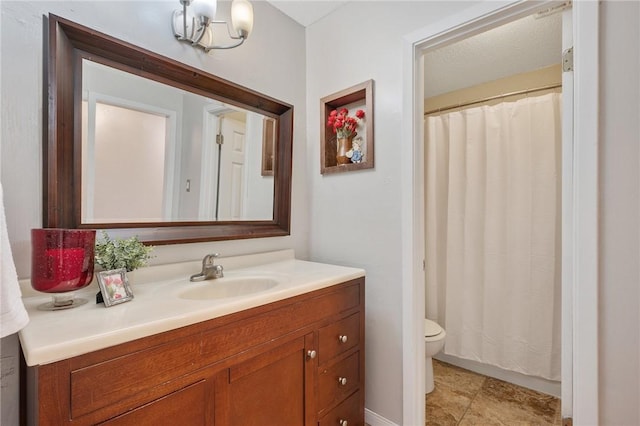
[94,231,154,273]
[94,231,154,306]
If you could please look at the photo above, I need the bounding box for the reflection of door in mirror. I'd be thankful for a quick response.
[81,96,177,223]
[199,110,274,221]
[219,116,246,220]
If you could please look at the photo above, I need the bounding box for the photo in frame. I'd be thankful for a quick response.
[96,268,134,307]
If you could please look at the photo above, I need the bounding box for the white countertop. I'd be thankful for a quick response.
[18,250,365,366]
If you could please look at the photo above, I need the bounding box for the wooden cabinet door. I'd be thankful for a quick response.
[215,333,316,426]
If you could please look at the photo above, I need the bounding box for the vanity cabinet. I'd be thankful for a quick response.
[25,278,365,426]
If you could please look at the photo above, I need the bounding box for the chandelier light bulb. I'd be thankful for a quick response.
[231,0,254,38]
[192,0,217,21]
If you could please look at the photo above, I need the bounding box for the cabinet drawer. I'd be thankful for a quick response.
[70,335,201,418]
[201,281,361,360]
[319,390,363,426]
[318,313,359,364]
[99,380,207,425]
[318,351,360,412]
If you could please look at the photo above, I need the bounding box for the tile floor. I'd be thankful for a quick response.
[426,359,562,426]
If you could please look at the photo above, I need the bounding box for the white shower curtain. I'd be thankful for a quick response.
[425,93,562,381]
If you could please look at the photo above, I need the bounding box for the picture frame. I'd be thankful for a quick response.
[96,268,134,307]
[320,79,374,174]
[261,117,276,176]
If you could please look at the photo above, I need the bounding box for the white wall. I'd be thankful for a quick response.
[598,1,640,423]
[0,1,306,424]
[305,2,476,423]
[306,1,640,424]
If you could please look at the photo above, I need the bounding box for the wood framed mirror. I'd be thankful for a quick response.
[44,14,293,244]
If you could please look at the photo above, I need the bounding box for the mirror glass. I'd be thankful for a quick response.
[81,60,275,224]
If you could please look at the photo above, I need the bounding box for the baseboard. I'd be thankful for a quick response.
[365,408,399,426]
[435,353,561,398]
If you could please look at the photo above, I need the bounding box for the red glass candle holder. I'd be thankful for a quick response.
[31,228,96,310]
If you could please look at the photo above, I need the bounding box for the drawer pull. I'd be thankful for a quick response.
[307,350,317,359]
[338,377,347,386]
[338,335,348,343]
[339,420,348,426]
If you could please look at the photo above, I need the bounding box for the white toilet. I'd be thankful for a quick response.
[425,318,446,394]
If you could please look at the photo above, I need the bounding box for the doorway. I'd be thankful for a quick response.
[401,1,600,425]
[424,12,563,395]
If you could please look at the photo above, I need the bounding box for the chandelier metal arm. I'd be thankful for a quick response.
[172,8,194,42]
[211,20,244,40]
[200,20,246,51]
[191,16,210,46]
[203,35,246,52]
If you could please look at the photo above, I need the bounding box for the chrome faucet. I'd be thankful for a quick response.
[190,253,224,281]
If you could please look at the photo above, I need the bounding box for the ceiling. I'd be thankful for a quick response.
[260,1,563,99]
[424,11,563,98]
[265,0,348,27]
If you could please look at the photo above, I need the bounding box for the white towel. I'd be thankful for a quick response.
[0,182,28,338]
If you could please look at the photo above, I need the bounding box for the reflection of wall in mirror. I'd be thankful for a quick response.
[82,61,183,223]
[179,93,210,221]
[82,60,275,223]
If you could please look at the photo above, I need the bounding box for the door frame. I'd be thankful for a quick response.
[401,1,599,425]
[199,105,236,220]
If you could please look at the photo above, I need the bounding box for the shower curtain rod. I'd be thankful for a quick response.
[424,83,562,116]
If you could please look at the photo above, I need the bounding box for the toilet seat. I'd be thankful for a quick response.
[425,319,443,338]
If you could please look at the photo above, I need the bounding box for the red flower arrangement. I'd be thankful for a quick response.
[327,108,365,139]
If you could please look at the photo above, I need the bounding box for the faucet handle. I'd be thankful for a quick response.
[203,253,220,266]
[209,254,224,278]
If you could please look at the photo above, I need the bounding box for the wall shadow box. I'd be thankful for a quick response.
[320,80,374,174]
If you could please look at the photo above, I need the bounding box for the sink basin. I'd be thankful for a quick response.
[179,276,279,300]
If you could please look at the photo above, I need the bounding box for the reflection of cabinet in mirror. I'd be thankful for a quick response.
[45,15,293,244]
